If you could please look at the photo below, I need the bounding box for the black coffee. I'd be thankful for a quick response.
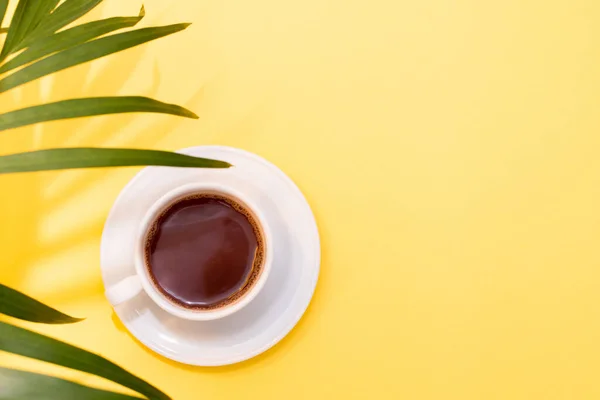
[144,193,265,310]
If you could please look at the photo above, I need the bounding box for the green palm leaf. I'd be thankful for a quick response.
[19,0,61,39]
[0,283,82,324]
[0,6,145,74]
[0,321,169,400]
[0,0,8,27]
[0,23,190,93]
[0,0,29,58]
[0,97,198,131]
[18,0,103,49]
[0,368,143,400]
[0,148,231,173]
[0,0,60,60]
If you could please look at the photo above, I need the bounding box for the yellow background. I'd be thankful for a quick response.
[2,0,600,398]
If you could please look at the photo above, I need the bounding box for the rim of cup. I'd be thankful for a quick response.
[133,182,273,321]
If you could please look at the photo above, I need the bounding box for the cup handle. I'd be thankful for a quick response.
[105,275,143,306]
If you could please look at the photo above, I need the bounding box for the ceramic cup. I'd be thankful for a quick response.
[104,182,273,321]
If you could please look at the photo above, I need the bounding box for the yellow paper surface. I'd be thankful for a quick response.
[1,0,600,398]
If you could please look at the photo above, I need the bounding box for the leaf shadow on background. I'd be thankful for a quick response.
[43,62,164,205]
[39,7,190,205]
[0,70,44,290]
[31,87,214,294]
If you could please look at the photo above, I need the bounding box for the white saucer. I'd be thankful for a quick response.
[100,146,320,366]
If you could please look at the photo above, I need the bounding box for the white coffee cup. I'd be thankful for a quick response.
[105,182,273,321]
